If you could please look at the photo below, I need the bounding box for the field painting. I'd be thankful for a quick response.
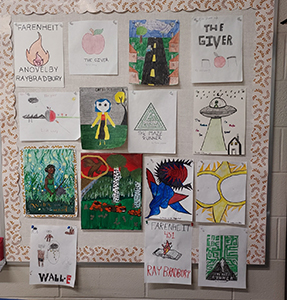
[21,147,77,217]
[81,153,142,230]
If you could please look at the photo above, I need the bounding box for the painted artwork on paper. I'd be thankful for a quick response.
[80,87,128,150]
[29,225,77,287]
[81,153,142,230]
[21,147,77,217]
[199,226,247,288]
[69,20,118,75]
[191,16,242,83]
[145,220,192,284]
[128,90,176,153]
[196,161,247,224]
[129,19,179,86]
[13,22,64,87]
[193,88,246,155]
[145,157,193,221]
[18,92,80,141]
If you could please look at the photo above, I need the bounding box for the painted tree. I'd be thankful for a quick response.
[106,154,127,203]
[131,168,142,208]
[136,26,147,44]
[114,91,127,125]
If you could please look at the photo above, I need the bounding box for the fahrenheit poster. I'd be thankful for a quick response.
[29,225,77,287]
[13,22,64,87]
[144,220,192,285]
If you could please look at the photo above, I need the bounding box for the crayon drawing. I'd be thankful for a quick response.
[69,20,118,75]
[13,22,64,87]
[30,225,77,287]
[196,161,247,224]
[191,16,242,83]
[18,92,80,141]
[81,153,142,230]
[199,226,247,288]
[129,19,179,86]
[193,88,246,155]
[80,87,128,150]
[21,147,77,217]
[128,90,176,153]
[145,220,192,284]
[145,157,193,221]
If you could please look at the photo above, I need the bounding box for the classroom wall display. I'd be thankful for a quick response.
[18,92,80,141]
[2,0,273,265]
[20,146,78,217]
[199,226,247,289]
[193,88,246,155]
[196,161,247,225]
[191,15,243,83]
[129,19,180,86]
[29,225,77,287]
[145,157,193,222]
[69,20,118,75]
[81,153,142,230]
[80,87,128,150]
[145,220,192,285]
[13,22,64,87]
[128,90,177,153]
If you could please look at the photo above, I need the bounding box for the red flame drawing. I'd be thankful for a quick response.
[162,240,172,255]
[26,32,50,66]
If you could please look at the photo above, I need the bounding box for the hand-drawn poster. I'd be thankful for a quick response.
[81,153,142,230]
[18,92,80,141]
[145,157,193,221]
[21,147,77,217]
[129,19,180,86]
[199,226,247,289]
[29,225,77,287]
[69,20,118,75]
[145,220,192,285]
[193,88,246,155]
[80,87,128,150]
[191,16,242,83]
[196,160,247,224]
[128,90,176,153]
[13,22,64,87]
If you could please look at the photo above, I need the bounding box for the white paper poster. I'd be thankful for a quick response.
[199,225,247,289]
[18,92,80,141]
[191,16,242,83]
[145,156,193,221]
[13,22,64,87]
[69,20,118,75]
[128,90,177,153]
[196,160,247,225]
[29,225,77,287]
[193,88,246,155]
[145,220,192,285]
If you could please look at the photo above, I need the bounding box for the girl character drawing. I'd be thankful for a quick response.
[91,98,115,145]
[44,164,56,202]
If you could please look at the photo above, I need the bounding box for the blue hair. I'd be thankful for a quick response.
[95,98,111,112]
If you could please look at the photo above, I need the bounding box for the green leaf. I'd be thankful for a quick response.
[94,29,104,35]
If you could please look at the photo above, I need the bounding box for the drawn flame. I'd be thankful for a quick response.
[162,240,172,255]
[26,32,49,66]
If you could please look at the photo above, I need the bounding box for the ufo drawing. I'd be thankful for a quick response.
[200,94,237,152]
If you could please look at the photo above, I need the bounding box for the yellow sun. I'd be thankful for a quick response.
[196,161,247,223]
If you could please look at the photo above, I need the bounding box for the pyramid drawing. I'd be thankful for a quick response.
[206,258,237,281]
[134,103,167,131]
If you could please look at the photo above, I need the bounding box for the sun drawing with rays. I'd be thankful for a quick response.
[196,161,247,223]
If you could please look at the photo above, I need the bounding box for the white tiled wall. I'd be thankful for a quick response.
[0,1,286,299]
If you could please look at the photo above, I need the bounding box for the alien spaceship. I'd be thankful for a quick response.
[200,95,237,118]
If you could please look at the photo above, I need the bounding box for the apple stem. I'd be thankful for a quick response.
[214,52,219,57]
[90,28,94,35]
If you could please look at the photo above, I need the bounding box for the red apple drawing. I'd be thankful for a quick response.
[82,28,105,55]
[214,52,226,68]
